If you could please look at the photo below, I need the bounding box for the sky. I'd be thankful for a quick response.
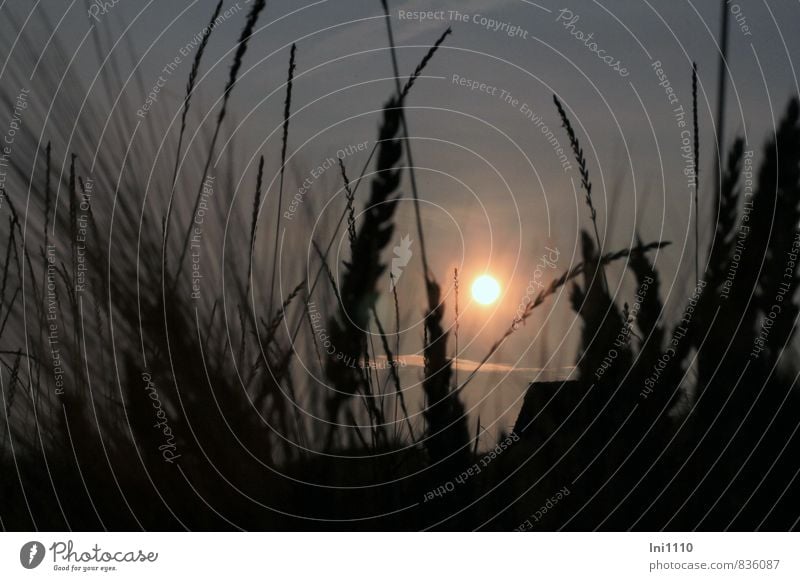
[2,0,800,435]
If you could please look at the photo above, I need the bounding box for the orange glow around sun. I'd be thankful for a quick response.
[471,275,501,305]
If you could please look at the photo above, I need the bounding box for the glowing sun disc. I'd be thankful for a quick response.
[472,275,501,305]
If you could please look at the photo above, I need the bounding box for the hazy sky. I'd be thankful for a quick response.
[54,0,795,294]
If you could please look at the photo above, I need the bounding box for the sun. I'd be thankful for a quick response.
[471,274,501,305]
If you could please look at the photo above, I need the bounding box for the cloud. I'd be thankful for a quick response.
[375,354,574,377]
